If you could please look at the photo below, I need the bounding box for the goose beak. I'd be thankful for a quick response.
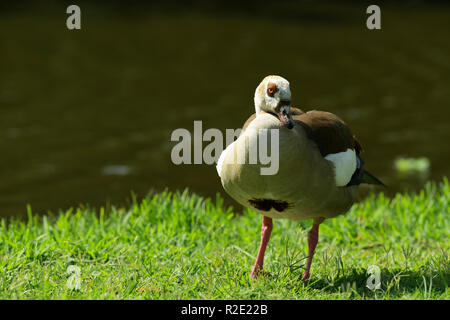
[275,101,294,129]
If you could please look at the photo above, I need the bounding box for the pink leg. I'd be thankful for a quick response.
[302,219,323,280]
[251,216,273,279]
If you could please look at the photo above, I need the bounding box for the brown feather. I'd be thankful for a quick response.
[293,110,357,157]
[241,108,357,158]
[354,136,363,154]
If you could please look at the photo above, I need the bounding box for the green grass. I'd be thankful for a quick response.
[0,179,449,300]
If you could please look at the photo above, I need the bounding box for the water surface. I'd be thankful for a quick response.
[1,2,449,218]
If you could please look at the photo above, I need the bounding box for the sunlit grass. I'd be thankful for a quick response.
[0,179,448,299]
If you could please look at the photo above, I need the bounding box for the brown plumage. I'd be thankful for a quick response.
[243,107,361,158]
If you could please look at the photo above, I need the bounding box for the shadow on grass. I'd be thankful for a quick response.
[305,267,449,298]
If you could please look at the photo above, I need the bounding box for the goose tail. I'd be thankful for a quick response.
[361,170,386,187]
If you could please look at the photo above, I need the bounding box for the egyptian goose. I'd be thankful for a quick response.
[216,75,383,280]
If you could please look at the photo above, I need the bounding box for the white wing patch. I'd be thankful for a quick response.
[216,140,236,178]
[324,148,357,186]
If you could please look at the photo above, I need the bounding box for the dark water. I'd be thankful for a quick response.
[1,2,449,218]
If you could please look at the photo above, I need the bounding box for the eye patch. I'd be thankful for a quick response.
[266,82,278,97]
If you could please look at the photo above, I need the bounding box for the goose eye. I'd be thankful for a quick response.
[266,82,278,97]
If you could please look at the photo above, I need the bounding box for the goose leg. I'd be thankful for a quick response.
[302,218,324,281]
[251,216,273,278]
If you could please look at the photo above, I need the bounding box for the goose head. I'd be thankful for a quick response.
[254,75,294,129]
